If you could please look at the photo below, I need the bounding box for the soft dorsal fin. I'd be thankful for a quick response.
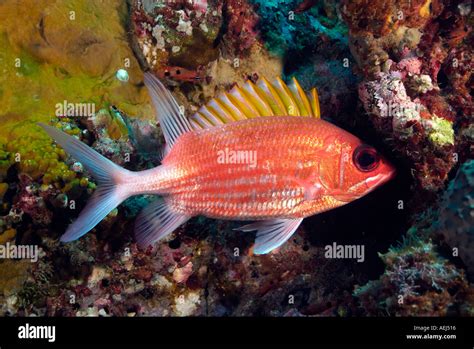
[190,77,321,129]
[144,72,193,147]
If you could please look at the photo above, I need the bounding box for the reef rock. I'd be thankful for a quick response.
[341,0,473,191]
[0,0,153,143]
[439,160,474,280]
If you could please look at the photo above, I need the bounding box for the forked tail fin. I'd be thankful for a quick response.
[38,123,135,242]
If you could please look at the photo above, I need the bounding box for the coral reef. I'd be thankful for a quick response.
[251,0,358,119]
[130,0,286,123]
[131,0,358,128]
[0,0,153,144]
[252,0,347,56]
[354,233,473,316]
[345,0,474,316]
[131,0,222,75]
[438,160,474,280]
[342,0,473,191]
[0,0,472,320]
[5,125,72,184]
[355,160,474,316]
[3,216,367,317]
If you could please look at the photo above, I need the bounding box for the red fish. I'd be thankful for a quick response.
[156,66,204,83]
[39,73,395,254]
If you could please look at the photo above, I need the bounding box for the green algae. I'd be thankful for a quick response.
[427,116,455,146]
[0,0,153,144]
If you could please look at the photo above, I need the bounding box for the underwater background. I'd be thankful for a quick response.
[0,0,472,317]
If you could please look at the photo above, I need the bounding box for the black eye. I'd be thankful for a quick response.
[353,145,380,172]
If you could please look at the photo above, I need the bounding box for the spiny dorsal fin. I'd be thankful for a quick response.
[190,77,321,129]
[144,72,193,147]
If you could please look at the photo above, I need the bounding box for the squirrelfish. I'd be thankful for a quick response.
[39,73,395,254]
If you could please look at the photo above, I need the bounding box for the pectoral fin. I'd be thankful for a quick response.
[235,218,304,254]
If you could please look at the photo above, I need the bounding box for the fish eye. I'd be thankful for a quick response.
[353,145,380,172]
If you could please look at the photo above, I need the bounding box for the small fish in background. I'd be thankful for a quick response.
[39,73,395,254]
[294,0,318,13]
[156,65,206,83]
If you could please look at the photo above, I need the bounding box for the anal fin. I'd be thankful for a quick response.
[235,218,304,255]
[135,197,190,248]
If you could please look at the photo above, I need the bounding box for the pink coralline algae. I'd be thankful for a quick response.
[359,70,422,135]
[11,174,56,226]
[397,57,423,76]
[359,66,455,190]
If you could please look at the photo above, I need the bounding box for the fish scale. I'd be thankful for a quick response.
[155,116,351,219]
[38,73,395,254]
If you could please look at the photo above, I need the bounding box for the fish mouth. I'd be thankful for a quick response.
[365,169,396,189]
[341,168,395,202]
